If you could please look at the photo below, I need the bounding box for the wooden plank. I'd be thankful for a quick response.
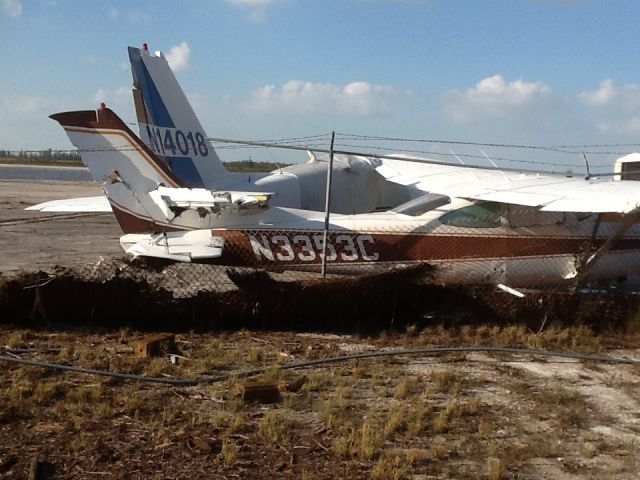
[239,382,281,404]
[281,375,308,393]
[133,333,176,358]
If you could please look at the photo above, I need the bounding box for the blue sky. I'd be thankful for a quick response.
[2,0,640,169]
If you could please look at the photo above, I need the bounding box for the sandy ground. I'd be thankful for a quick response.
[0,180,122,273]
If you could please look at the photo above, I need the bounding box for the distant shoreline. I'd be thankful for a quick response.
[0,159,286,172]
[0,159,84,168]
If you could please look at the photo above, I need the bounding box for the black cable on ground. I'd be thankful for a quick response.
[0,346,638,387]
[4,348,60,354]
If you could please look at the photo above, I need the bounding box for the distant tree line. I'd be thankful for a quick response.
[224,159,291,173]
[0,149,290,172]
[0,149,82,165]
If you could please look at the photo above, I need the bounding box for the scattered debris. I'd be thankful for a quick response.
[133,333,176,358]
[28,457,54,480]
[281,375,308,393]
[187,437,222,456]
[239,381,282,404]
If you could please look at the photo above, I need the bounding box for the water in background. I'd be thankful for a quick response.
[0,164,92,181]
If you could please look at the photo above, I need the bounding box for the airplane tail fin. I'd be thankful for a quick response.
[50,106,187,234]
[128,44,230,188]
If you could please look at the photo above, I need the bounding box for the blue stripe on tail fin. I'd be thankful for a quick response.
[129,46,205,188]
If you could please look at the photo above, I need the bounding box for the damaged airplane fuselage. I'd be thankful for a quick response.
[49,106,640,288]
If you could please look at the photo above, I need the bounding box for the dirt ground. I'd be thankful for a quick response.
[0,327,639,479]
[0,179,121,273]
[1,180,640,479]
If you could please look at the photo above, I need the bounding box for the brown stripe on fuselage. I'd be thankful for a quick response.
[109,200,186,234]
[210,228,640,267]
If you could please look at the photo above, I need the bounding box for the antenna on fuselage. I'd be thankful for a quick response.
[582,152,592,180]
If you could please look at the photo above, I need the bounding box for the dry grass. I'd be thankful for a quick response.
[357,422,384,461]
[429,368,459,393]
[384,406,407,438]
[370,451,410,480]
[432,399,459,433]
[221,439,238,467]
[0,325,637,479]
[406,402,432,437]
[487,457,506,480]
[258,409,292,444]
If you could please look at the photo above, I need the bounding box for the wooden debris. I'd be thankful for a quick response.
[133,333,176,358]
[28,457,54,480]
[188,436,221,455]
[280,375,308,393]
[239,381,282,404]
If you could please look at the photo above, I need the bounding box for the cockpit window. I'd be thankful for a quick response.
[440,202,501,228]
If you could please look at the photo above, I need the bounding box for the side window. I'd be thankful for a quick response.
[440,202,501,228]
[507,205,565,227]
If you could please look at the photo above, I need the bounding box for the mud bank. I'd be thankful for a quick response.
[1,263,639,334]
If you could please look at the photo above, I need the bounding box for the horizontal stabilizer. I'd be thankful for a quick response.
[121,231,224,262]
[26,196,112,213]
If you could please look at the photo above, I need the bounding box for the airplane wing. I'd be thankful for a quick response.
[376,158,640,213]
[26,196,112,213]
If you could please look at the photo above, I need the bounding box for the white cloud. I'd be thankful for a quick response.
[623,117,640,135]
[241,80,395,116]
[443,74,552,124]
[580,79,640,109]
[580,80,640,137]
[5,96,55,115]
[92,87,130,111]
[165,42,191,72]
[107,7,119,20]
[1,0,22,17]
[0,95,71,150]
[596,117,640,136]
[91,86,136,126]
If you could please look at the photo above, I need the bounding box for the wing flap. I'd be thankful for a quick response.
[26,196,112,213]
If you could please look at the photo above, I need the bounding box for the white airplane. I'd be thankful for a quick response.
[29,44,407,214]
[48,105,640,289]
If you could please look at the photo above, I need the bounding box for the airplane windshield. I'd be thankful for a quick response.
[440,202,501,228]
